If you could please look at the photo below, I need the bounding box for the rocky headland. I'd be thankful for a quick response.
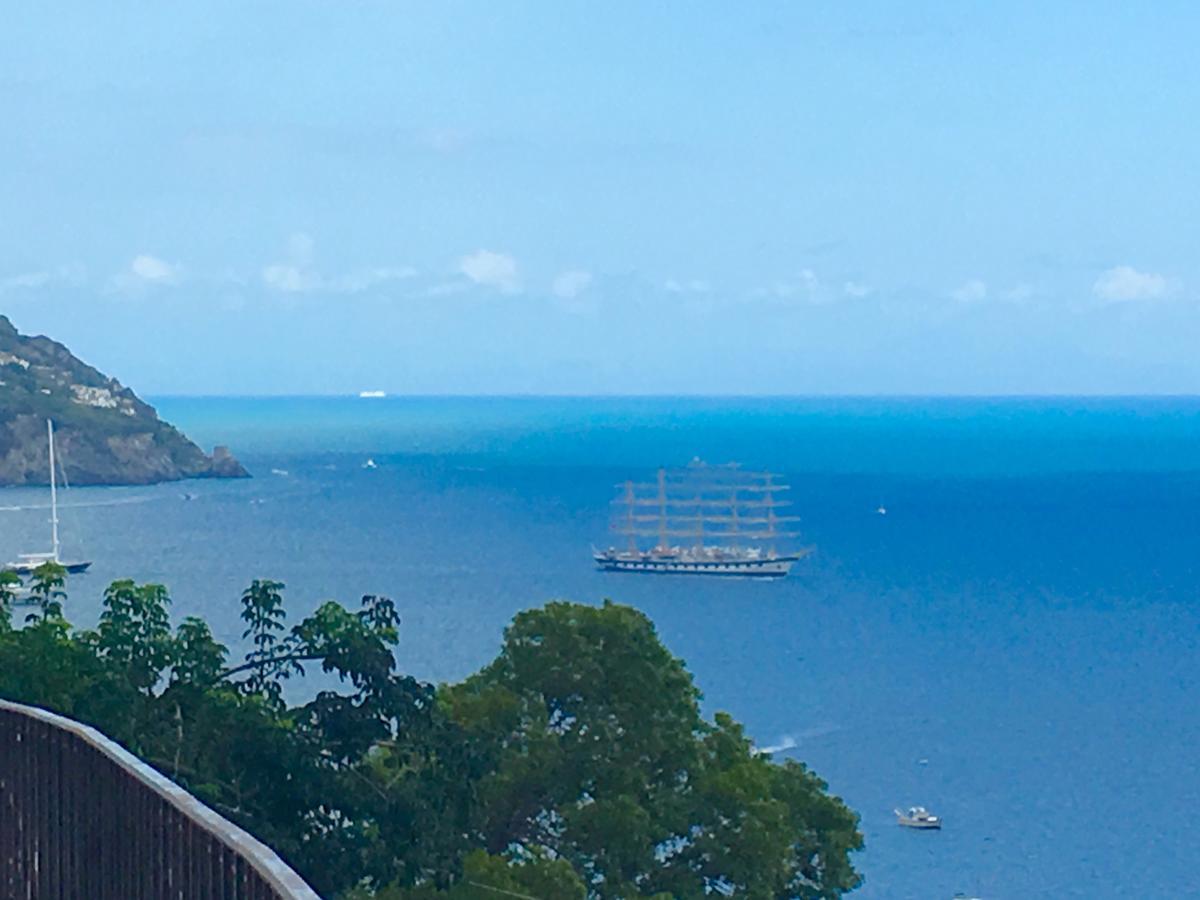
[0,316,248,485]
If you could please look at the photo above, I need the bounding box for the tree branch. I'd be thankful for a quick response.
[207,651,324,686]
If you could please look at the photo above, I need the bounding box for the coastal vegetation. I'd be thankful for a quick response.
[0,315,247,484]
[0,564,862,898]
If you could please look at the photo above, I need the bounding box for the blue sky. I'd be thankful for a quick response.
[2,2,1198,394]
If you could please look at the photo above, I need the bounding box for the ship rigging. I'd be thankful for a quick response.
[594,460,811,578]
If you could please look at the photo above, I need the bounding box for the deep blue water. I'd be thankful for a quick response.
[3,396,1199,899]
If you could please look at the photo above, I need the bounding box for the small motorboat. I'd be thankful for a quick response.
[895,806,941,829]
[363,458,378,470]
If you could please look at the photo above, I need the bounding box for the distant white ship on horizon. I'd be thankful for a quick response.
[358,390,387,398]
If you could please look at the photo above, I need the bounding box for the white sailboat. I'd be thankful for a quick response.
[6,420,91,575]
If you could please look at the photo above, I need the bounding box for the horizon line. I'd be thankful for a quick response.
[144,391,1200,400]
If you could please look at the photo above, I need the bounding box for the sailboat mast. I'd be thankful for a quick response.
[47,419,59,560]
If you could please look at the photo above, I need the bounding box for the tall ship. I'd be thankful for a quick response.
[594,460,811,578]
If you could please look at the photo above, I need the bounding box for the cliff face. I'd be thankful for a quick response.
[0,316,249,485]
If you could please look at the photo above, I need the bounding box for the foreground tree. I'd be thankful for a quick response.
[0,566,422,896]
[376,601,863,898]
[357,850,589,900]
[0,571,862,898]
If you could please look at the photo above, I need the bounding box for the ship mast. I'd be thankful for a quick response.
[623,480,636,553]
[729,486,740,550]
[610,461,800,548]
[656,467,667,552]
[48,419,59,561]
[764,471,775,558]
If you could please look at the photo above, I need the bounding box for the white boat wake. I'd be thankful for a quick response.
[753,724,842,755]
[755,735,798,755]
[0,494,164,512]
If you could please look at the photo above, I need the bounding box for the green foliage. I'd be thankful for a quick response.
[172,616,228,686]
[0,316,236,486]
[0,582,862,899]
[363,849,588,900]
[240,579,291,703]
[442,602,703,892]
[431,601,863,899]
[27,561,66,623]
[0,569,22,630]
[96,580,174,691]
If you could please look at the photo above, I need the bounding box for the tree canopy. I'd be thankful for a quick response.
[0,565,862,898]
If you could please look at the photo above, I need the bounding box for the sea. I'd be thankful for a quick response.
[1,395,1197,899]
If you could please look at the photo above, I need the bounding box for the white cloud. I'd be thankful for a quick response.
[843,281,872,298]
[262,233,415,294]
[262,233,319,293]
[421,281,473,298]
[332,266,418,293]
[108,255,179,293]
[459,249,520,293]
[130,254,180,284]
[665,278,712,294]
[1092,265,1175,303]
[2,271,53,291]
[950,279,988,303]
[0,265,87,293]
[1003,283,1034,303]
[760,269,836,304]
[262,262,318,293]
[552,270,592,299]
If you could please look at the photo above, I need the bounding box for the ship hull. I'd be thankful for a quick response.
[7,561,91,575]
[594,553,804,578]
[6,559,91,575]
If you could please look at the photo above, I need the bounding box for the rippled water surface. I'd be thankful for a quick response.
[3,396,1197,899]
